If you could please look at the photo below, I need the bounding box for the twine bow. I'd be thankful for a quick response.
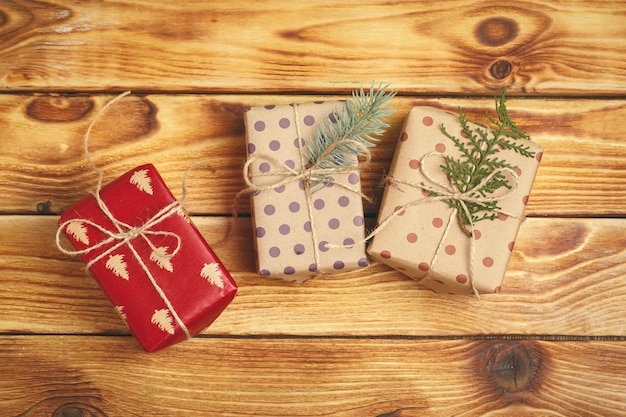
[364,152,521,297]
[56,199,182,275]
[56,91,193,339]
[242,138,371,199]
[241,103,371,274]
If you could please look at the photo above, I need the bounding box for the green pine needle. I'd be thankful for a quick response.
[436,90,536,234]
[305,83,396,178]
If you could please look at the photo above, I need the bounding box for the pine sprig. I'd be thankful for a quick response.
[306,83,396,177]
[436,90,536,234]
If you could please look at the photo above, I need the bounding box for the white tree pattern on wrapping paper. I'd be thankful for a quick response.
[150,246,174,272]
[115,305,128,323]
[177,206,191,223]
[151,309,175,335]
[106,254,130,280]
[66,221,89,245]
[130,169,154,195]
[201,262,225,289]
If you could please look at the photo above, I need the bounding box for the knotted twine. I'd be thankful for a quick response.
[337,151,523,297]
[238,103,372,275]
[56,91,202,339]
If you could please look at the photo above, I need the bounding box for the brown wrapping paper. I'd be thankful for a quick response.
[368,106,543,294]
[244,101,369,281]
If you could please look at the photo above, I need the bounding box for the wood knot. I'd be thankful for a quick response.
[26,96,95,122]
[476,17,519,47]
[36,200,54,214]
[91,95,159,144]
[202,100,246,136]
[0,10,6,26]
[489,60,513,79]
[483,340,541,393]
[52,402,109,417]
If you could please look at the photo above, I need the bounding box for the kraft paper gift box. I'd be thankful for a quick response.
[368,106,543,294]
[244,101,370,281]
[58,164,238,352]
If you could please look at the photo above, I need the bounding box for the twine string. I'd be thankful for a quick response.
[57,201,182,271]
[292,104,323,273]
[83,91,131,194]
[238,103,372,274]
[241,140,372,200]
[339,151,522,296]
[55,91,192,339]
[416,153,520,297]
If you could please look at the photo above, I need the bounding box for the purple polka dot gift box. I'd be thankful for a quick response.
[244,101,370,281]
[368,105,543,295]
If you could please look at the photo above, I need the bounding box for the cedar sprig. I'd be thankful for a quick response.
[305,83,396,186]
[436,90,536,234]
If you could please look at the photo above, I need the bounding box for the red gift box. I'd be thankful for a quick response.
[58,164,237,352]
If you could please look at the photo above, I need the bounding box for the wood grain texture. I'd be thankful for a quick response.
[1,94,625,216]
[2,336,625,416]
[2,215,625,337]
[1,1,625,414]
[0,1,625,94]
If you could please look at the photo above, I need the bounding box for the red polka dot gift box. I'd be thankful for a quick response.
[368,106,543,294]
[58,164,238,352]
[244,101,370,281]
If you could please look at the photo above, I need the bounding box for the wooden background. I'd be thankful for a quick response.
[1,1,625,416]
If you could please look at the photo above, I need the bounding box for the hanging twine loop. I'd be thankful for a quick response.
[359,151,522,297]
[55,91,199,339]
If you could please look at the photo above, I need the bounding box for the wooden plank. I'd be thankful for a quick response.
[1,94,625,216]
[1,1,624,414]
[1,336,625,416]
[2,215,625,337]
[1,1,625,94]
